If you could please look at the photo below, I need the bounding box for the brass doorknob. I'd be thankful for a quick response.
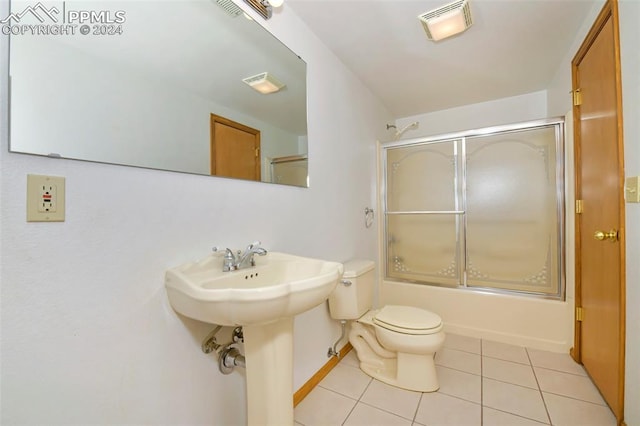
[594,229,618,242]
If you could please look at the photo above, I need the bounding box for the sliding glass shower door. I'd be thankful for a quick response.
[383,119,564,298]
[386,140,463,287]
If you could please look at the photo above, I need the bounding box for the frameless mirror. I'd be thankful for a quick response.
[7,0,309,187]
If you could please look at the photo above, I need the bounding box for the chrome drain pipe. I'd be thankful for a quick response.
[219,344,246,375]
[327,320,347,358]
[201,325,247,374]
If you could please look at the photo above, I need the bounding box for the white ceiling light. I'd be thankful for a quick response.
[243,0,284,20]
[242,72,286,94]
[418,0,473,41]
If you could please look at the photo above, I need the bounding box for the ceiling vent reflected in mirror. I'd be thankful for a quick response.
[418,0,473,41]
[215,0,243,17]
[243,72,286,94]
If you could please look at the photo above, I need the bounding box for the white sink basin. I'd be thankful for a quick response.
[165,252,343,326]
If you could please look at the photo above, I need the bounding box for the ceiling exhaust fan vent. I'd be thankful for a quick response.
[418,0,473,41]
[215,0,243,17]
[242,72,286,94]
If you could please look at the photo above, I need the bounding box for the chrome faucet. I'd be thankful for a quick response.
[221,241,267,272]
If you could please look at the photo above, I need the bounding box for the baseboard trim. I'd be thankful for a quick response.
[293,342,353,407]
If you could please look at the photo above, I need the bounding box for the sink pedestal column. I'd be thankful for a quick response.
[243,317,294,426]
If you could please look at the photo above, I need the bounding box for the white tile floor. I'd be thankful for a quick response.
[294,334,616,426]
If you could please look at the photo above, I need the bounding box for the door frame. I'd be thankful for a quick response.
[571,0,626,421]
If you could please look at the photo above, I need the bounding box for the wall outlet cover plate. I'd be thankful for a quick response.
[27,174,65,222]
[625,176,640,203]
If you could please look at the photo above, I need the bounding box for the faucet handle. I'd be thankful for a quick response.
[212,246,221,253]
[247,241,262,249]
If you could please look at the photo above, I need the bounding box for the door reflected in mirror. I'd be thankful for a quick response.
[210,114,261,181]
[8,0,309,187]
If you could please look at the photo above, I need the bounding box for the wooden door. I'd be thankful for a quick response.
[572,0,625,422]
[210,114,261,181]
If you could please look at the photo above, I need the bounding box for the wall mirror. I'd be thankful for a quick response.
[8,0,309,187]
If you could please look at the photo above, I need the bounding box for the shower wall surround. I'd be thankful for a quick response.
[383,119,564,298]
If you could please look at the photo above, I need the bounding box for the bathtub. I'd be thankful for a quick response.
[380,279,574,353]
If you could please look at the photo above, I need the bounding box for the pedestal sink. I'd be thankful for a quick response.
[165,252,343,426]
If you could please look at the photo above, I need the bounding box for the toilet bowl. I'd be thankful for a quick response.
[328,260,445,392]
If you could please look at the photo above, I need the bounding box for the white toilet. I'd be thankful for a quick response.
[328,260,445,392]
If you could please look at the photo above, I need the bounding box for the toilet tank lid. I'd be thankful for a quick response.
[342,259,375,278]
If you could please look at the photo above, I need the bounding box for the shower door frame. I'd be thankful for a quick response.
[380,117,566,300]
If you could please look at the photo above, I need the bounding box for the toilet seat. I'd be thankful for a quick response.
[373,305,442,335]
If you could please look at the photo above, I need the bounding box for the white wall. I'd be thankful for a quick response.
[0,2,393,424]
[395,90,548,140]
[619,1,640,424]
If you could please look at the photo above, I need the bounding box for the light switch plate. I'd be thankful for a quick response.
[625,176,640,203]
[27,174,65,222]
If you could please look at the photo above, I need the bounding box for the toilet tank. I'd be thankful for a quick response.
[328,260,375,320]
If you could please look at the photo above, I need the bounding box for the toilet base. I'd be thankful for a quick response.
[348,318,443,392]
[359,351,439,392]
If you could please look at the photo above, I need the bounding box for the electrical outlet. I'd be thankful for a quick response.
[38,182,57,213]
[27,174,65,222]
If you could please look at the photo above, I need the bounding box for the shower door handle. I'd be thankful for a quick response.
[593,229,618,242]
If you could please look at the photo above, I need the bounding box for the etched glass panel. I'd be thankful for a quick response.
[465,127,559,294]
[386,141,458,212]
[387,214,459,287]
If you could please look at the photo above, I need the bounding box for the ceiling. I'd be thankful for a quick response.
[286,0,600,118]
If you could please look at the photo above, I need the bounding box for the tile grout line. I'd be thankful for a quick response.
[480,339,484,426]
[482,375,540,391]
[339,377,374,425]
[534,364,589,378]
[357,377,374,401]
[317,384,359,402]
[442,344,482,356]
[526,347,553,425]
[339,399,358,425]
[541,389,611,407]
[412,392,425,425]
[456,343,531,365]
[486,406,551,425]
[437,389,484,406]
[434,363,482,377]
[357,399,420,424]
[484,359,530,366]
